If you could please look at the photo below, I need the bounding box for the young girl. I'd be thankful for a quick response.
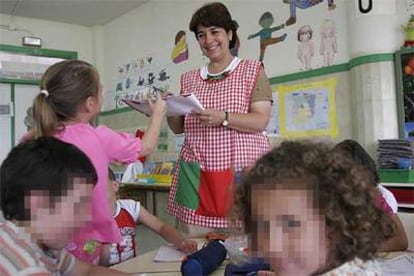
[334,139,408,252]
[100,169,197,266]
[29,60,167,263]
[235,140,394,275]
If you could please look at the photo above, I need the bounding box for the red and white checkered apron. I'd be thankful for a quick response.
[167,59,270,228]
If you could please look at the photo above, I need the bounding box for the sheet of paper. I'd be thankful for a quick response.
[378,253,414,276]
[122,94,204,117]
[153,245,186,262]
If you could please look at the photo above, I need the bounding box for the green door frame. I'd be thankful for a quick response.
[0,44,77,147]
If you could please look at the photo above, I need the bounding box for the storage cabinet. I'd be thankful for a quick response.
[395,48,414,140]
[382,182,414,212]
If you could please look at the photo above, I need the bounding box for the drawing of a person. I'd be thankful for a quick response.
[171,30,189,64]
[320,19,337,66]
[284,0,336,26]
[248,11,287,62]
[297,25,314,70]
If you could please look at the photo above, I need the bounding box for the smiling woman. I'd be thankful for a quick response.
[166,2,274,236]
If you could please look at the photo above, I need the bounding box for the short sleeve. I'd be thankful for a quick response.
[251,68,273,103]
[119,199,141,222]
[95,125,141,164]
[378,185,398,213]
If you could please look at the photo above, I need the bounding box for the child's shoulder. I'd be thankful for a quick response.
[117,199,140,215]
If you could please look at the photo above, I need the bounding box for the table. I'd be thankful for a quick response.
[111,240,227,275]
[119,183,170,216]
[111,248,412,276]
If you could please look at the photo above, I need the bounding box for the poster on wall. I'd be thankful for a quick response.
[266,91,280,136]
[114,56,172,109]
[277,78,338,138]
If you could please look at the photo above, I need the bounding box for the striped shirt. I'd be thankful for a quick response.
[0,220,74,275]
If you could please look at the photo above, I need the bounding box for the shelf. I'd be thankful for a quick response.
[398,203,414,209]
[382,182,414,188]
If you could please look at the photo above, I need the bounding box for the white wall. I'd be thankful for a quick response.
[101,0,350,109]
[0,13,94,62]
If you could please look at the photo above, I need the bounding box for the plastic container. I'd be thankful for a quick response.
[378,169,414,183]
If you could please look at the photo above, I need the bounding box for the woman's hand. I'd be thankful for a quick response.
[193,109,226,126]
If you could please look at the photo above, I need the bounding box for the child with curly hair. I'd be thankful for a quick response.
[235,140,394,275]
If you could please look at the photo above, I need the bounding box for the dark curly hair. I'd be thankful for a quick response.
[234,140,393,274]
[189,2,239,49]
[334,139,379,184]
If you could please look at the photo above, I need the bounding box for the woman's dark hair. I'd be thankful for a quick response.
[334,139,379,184]
[32,60,100,138]
[234,140,393,274]
[0,137,97,221]
[189,2,239,49]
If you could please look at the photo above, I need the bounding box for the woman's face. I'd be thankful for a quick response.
[250,187,327,276]
[196,25,232,62]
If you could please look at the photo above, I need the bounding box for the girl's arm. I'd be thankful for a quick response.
[138,206,197,253]
[140,97,167,157]
[379,213,408,252]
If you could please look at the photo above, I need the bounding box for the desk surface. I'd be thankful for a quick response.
[111,240,227,276]
[111,245,410,276]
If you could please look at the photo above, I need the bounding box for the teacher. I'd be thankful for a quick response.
[167,2,273,236]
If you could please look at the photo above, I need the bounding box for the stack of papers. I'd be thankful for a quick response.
[377,139,414,168]
[122,94,204,117]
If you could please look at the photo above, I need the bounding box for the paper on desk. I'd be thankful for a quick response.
[378,252,414,276]
[153,245,186,262]
[122,94,204,117]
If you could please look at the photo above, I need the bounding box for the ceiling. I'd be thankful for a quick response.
[0,0,149,26]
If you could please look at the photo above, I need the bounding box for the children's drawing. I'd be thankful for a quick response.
[297,25,314,70]
[113,56,172,109]
[171,30,189,64]
[24,106,33,131]
[248,11,287,62]
[320,19,337,67]
[283,0,336,26]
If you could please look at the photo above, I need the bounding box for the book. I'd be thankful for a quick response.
[122,94,204,117]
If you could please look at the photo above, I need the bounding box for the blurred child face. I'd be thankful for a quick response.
[29,179,93,249]
[250,187,327,276]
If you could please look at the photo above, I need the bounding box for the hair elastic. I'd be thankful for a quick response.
[40,89,49,97]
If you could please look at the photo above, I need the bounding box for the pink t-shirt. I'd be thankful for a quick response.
[55,123,140,262]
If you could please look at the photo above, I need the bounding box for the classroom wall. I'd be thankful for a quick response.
[0,13,94,62]
[101,0,350,109]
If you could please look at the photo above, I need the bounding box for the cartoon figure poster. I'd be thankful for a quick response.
[277,78,338,138]
[248,11,287,62]
[171,30,189,64]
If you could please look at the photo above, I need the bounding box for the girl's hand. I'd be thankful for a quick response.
[193,109,226,126]
[148,96,167,116]
[177,239,198,254]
